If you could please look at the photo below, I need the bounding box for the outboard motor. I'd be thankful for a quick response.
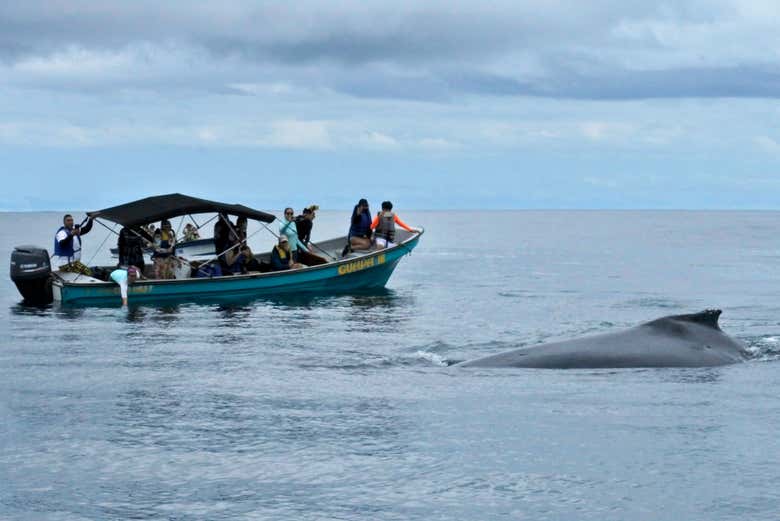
[10,245,53,305]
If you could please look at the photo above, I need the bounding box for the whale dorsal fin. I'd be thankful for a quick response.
[645,309,723,331]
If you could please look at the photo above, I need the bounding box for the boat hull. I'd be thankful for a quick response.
[54,234,420,306]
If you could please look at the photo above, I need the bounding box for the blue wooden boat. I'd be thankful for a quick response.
[10,194,423,306]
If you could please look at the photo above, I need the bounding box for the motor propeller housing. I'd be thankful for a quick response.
[10,245,53,305]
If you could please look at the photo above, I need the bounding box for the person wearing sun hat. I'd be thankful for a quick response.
[270,235,303,271]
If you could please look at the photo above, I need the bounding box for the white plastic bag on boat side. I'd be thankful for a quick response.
[173,258,190,279]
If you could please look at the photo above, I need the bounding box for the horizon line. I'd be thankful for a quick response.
[3,207,780,213]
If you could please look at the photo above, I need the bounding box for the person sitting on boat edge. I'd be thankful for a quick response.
[54,213,94,275]
[109,265,141,306]
[151,219,176,279]
[279,207,310,261]
[270,235,303,271]
[371,201,414,249]
[346,198,372,253]
[117,227,146,271]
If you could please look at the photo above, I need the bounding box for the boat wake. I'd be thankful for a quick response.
[296,350,449,370]
[744,335,780,362]
[406,350,449,367]
[395,340,524,368]
[295,340,521,370]
[397,340,522,367]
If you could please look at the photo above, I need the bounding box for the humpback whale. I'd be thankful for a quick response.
[458,309,748,369]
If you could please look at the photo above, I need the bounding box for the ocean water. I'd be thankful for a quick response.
[2,210,780,520]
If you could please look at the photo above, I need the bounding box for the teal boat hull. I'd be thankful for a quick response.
[53,234,420,306]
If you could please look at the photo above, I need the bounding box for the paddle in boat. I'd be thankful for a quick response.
[10,194,423,306]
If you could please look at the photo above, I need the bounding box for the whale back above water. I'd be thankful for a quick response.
[458,309,749,369]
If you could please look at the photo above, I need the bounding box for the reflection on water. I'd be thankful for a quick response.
[214,304,253,317]
[9,286,412,318]
[152,305,181,322]
[124,306,148,323]
[111,386,408,457]
[124,304,181,324]
[348,289,404,309]
[55,307,88,321]
[10,302,89,322]
[9,302,52,316]
[345,289,414,332]
[212,305,253,346]
[661,368,724,384]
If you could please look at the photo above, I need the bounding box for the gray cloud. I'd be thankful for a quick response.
[1,1,779,100]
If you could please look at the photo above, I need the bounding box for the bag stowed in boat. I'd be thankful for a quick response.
[173,257,190,280]
[193,262,222,278]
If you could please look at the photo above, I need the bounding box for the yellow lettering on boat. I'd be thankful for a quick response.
[338,256,378,275]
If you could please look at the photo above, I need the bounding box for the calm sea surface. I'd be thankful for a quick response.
[2,210,780,520]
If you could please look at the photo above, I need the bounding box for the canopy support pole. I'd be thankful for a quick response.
[272,217,336,261]
[190,221,268,276]
[72,219,117,282]
[190,213,218,231]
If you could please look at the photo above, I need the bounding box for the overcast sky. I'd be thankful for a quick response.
[2,1,780,210]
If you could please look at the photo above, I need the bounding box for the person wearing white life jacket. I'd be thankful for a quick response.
[53,213,94,274]
[370,201,414,249]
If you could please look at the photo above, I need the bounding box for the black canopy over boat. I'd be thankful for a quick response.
[88,193,276,227]
[99,193,275,259]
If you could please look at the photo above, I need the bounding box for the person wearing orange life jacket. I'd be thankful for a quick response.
[371,201,414,249]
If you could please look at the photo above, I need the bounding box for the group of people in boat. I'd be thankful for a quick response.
[117,218,187,279]
[50,198,415,304]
